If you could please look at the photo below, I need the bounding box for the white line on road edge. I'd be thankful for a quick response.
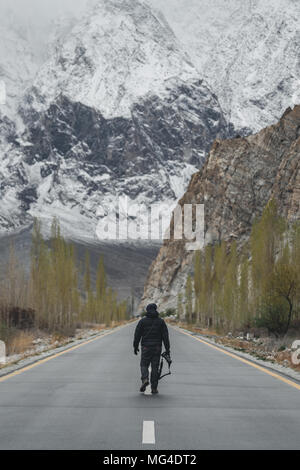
[142,420,155,444]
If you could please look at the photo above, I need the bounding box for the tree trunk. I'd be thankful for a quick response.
[285,298,293,335]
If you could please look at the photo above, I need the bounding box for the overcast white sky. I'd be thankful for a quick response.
[0,0,91,24]
[0,0,287,63]
[0,0,99,60]
[0,0,171,54]
[0,0,162,29]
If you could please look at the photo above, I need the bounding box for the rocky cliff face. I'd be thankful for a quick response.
[0,78,228,239]
[141,105,300,310]
[271,112,300,221]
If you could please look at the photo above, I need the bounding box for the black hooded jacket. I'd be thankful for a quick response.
[133,307,170,351]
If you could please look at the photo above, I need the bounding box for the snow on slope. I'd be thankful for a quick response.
[203,0,300,132]
[2,0,299,132]
[149,0,300,133]
[26,0,198,119]
[149,0,242,72]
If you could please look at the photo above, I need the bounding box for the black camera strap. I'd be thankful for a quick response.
[158,352,172,381]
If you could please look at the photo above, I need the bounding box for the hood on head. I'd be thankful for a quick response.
[146,303,158,318]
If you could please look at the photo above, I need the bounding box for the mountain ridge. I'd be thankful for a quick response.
[23,0,198,120]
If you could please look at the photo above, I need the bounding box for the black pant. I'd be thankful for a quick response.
[140,345,161,389]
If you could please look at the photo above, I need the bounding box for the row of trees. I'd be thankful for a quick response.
[180,200,300,335]
[0,218,129,337]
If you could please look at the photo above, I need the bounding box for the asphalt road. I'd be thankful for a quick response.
[0,322,300,450]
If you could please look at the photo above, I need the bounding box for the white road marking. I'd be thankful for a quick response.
[142,420,155,444]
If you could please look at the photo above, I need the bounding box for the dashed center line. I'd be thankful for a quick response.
[142,420,155,444]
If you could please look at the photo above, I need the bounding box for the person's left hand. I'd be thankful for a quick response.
[134,348,139,355]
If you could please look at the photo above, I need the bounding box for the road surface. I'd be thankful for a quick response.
[0,322,300,450]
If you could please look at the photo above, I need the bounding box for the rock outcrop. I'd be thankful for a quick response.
[271,114,300,221]
[141,105,300,310]
[0,78,228,239]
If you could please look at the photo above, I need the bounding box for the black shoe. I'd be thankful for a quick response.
[140,379,149,392]
[151,388,158,394]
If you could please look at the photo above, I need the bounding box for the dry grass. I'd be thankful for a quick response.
[7,331,35,356]
[1,319,133,364]
[170,320,221,337]
[79,319,133,331]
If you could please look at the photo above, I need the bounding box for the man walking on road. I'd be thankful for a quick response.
[133,303,170,394]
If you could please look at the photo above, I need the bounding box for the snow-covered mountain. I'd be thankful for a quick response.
[203,0,300,132]
[1,0,299,302]
[2,0,299,130]
[0,3,86,120]
[0,0,229,240]
[149,0,241,72]
[1,0,299,242]
[26,0,198,119]
[149,0,300,133]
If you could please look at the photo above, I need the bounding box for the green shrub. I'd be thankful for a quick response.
[254,301,289,337]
